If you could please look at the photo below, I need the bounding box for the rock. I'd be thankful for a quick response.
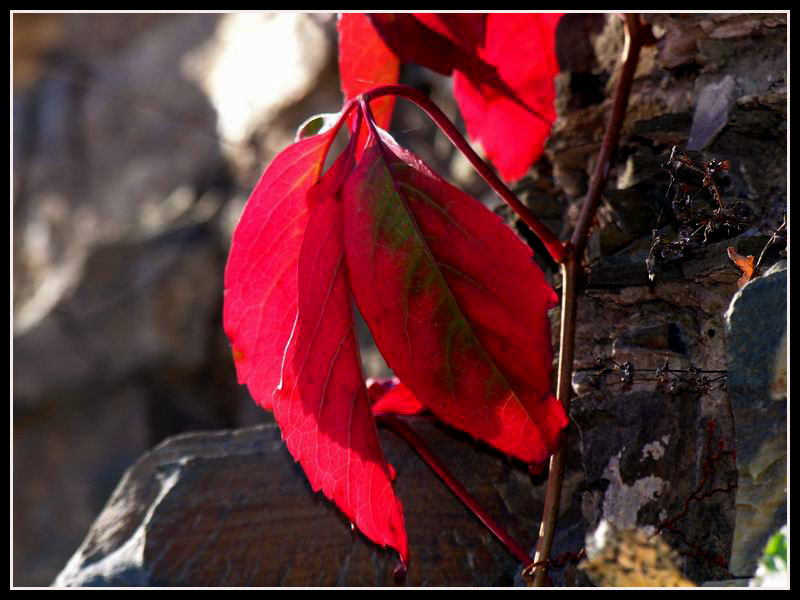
[12,202,249,586]
[12,14,65,90]
[13,13,338,585]
[724,261,787,577]
[555,14,607,74]
[648,16,706,70]
[13,15,227,329]
[182,14,330,150]
[554,72,607,115]
[631,113,694,146]
[586,251,676,289]
[615,322,671,351]
[14,206,227,408]
[602,188,660,236]
[687,75,737,151]
[581,521,695,587]
[53,418,584,587]
[181,13,338,179]
[571,387,736,584]
[14,387,151,587]
[567,248,741,585]
[548,12,786,234]
[544,48,786,570]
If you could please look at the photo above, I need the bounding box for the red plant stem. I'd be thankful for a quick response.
[529,14,649,587]
[527,256,577,585]
[376,414,534,566]
[362,84,567,264]
[570,15,646,257]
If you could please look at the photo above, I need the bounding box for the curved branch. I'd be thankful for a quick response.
[528,13,651,587]
[570,14,646,257]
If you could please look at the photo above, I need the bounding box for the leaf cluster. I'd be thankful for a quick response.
[223,13,570,566]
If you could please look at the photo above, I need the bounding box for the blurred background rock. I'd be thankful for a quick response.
[14,14,322,586]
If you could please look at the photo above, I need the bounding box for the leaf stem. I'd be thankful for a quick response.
[361,84,567,264]
[569,14,646,257]
[376,414,534,566]
[527,14,650,587]
[752,215,786,278]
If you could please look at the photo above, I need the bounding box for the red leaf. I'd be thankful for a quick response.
[275,140,407,564]
[223,127,338,411]
[372,383,426,417]
[366,376,425,417]
[367,13,539,127]
[225,69,567,565]
[453,13,563,182]
[368,14,495,83]
[342,129,567,464]
[355,13,562,181]
[411,13,486,51]
[338,13,400,132]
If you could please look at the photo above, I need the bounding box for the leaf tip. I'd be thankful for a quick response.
[727,246,755,287]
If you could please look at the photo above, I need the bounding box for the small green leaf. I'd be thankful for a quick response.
[763,527,787,571]
[750,525,788,587]
[295,112,343,141]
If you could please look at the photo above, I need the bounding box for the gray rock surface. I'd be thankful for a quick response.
[546,16,785,583]
[687,74,736,151]
[13,207,248,586]
[13,15,225,331]
[571,386,735,584]
[725,261,787,577]
[12,14,338,586]
[53,418,570,587]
